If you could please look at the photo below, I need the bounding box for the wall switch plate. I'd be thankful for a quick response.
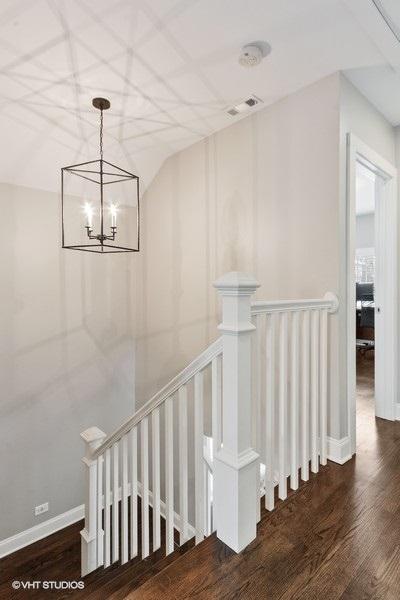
[34,502,49,516]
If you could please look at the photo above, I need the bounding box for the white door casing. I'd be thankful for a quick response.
[347,133,398,455]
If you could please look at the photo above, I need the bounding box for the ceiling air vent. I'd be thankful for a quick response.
[227,95,263,116]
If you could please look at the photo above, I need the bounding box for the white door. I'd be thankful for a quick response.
[374,173,397,420]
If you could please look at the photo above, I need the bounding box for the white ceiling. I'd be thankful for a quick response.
[343,0,400,126]
[1,0,400,193]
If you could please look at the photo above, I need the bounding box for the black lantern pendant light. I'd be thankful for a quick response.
[61,98,140,253]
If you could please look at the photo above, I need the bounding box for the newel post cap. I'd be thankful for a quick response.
[81,426,107,455]
[214,271,260,294]
[81,426,107,444]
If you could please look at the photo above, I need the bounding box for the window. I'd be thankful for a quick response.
[355,247,375,284]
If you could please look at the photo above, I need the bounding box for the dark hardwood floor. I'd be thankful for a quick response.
[2,350,400,599]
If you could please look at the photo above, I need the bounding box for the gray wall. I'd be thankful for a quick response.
[135,73,342,431]
[136,71,396,449]
[0,183,136,539]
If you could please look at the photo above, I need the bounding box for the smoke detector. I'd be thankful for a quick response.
[239,41,271,67]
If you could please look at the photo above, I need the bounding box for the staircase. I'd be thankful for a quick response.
[79,272,338,577]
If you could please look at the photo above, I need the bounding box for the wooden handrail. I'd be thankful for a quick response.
[93,337,222,458]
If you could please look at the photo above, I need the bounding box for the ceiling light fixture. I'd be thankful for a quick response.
[61,98,140,253]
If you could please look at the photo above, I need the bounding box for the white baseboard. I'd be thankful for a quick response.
[395,404,400,421]
[0,505,84,558]
[0,482,197,559]
[327,436,352,465]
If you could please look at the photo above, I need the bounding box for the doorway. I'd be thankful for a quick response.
[347,134,398,455]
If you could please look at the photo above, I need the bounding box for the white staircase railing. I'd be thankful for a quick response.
[80,338,222,576]
[80,273,338,576]
[250,294,339,514]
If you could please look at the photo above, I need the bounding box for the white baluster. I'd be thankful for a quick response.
[252,313,262,522]
[112,442,119,564]
[310,310,320,473]
[80,427,106,577]
[204,462,212,536]
[290,311,300,491]
[301,310,310,481]
[320,308,328,466]
[104,448,111,568]
[121,435,129,564]
[165,396,174,555]
[265,312,276,511]
[178,385,189,545]
[152,408,161,551]
[213,272,260,553]
[97,455,104,567]
[278,312,288,501]
[141,417,149,558]
[208,466,214,534]
[211,355,222,452]
[194,371,204,544]
[130,427,138,559]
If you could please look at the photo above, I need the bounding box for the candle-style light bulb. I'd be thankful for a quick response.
[84,203,93,229]
[110,204,117,228]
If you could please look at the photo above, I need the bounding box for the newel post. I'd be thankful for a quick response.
[80,426,107,577]
[213,272,260,552]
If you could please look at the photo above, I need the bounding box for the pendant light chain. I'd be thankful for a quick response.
[100,107,104,161]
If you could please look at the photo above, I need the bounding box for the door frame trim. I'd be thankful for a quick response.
[346,133,398,455]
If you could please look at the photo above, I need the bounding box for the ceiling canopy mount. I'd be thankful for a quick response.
[92,97,111,111]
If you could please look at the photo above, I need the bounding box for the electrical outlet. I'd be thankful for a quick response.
[34,502,49,516]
